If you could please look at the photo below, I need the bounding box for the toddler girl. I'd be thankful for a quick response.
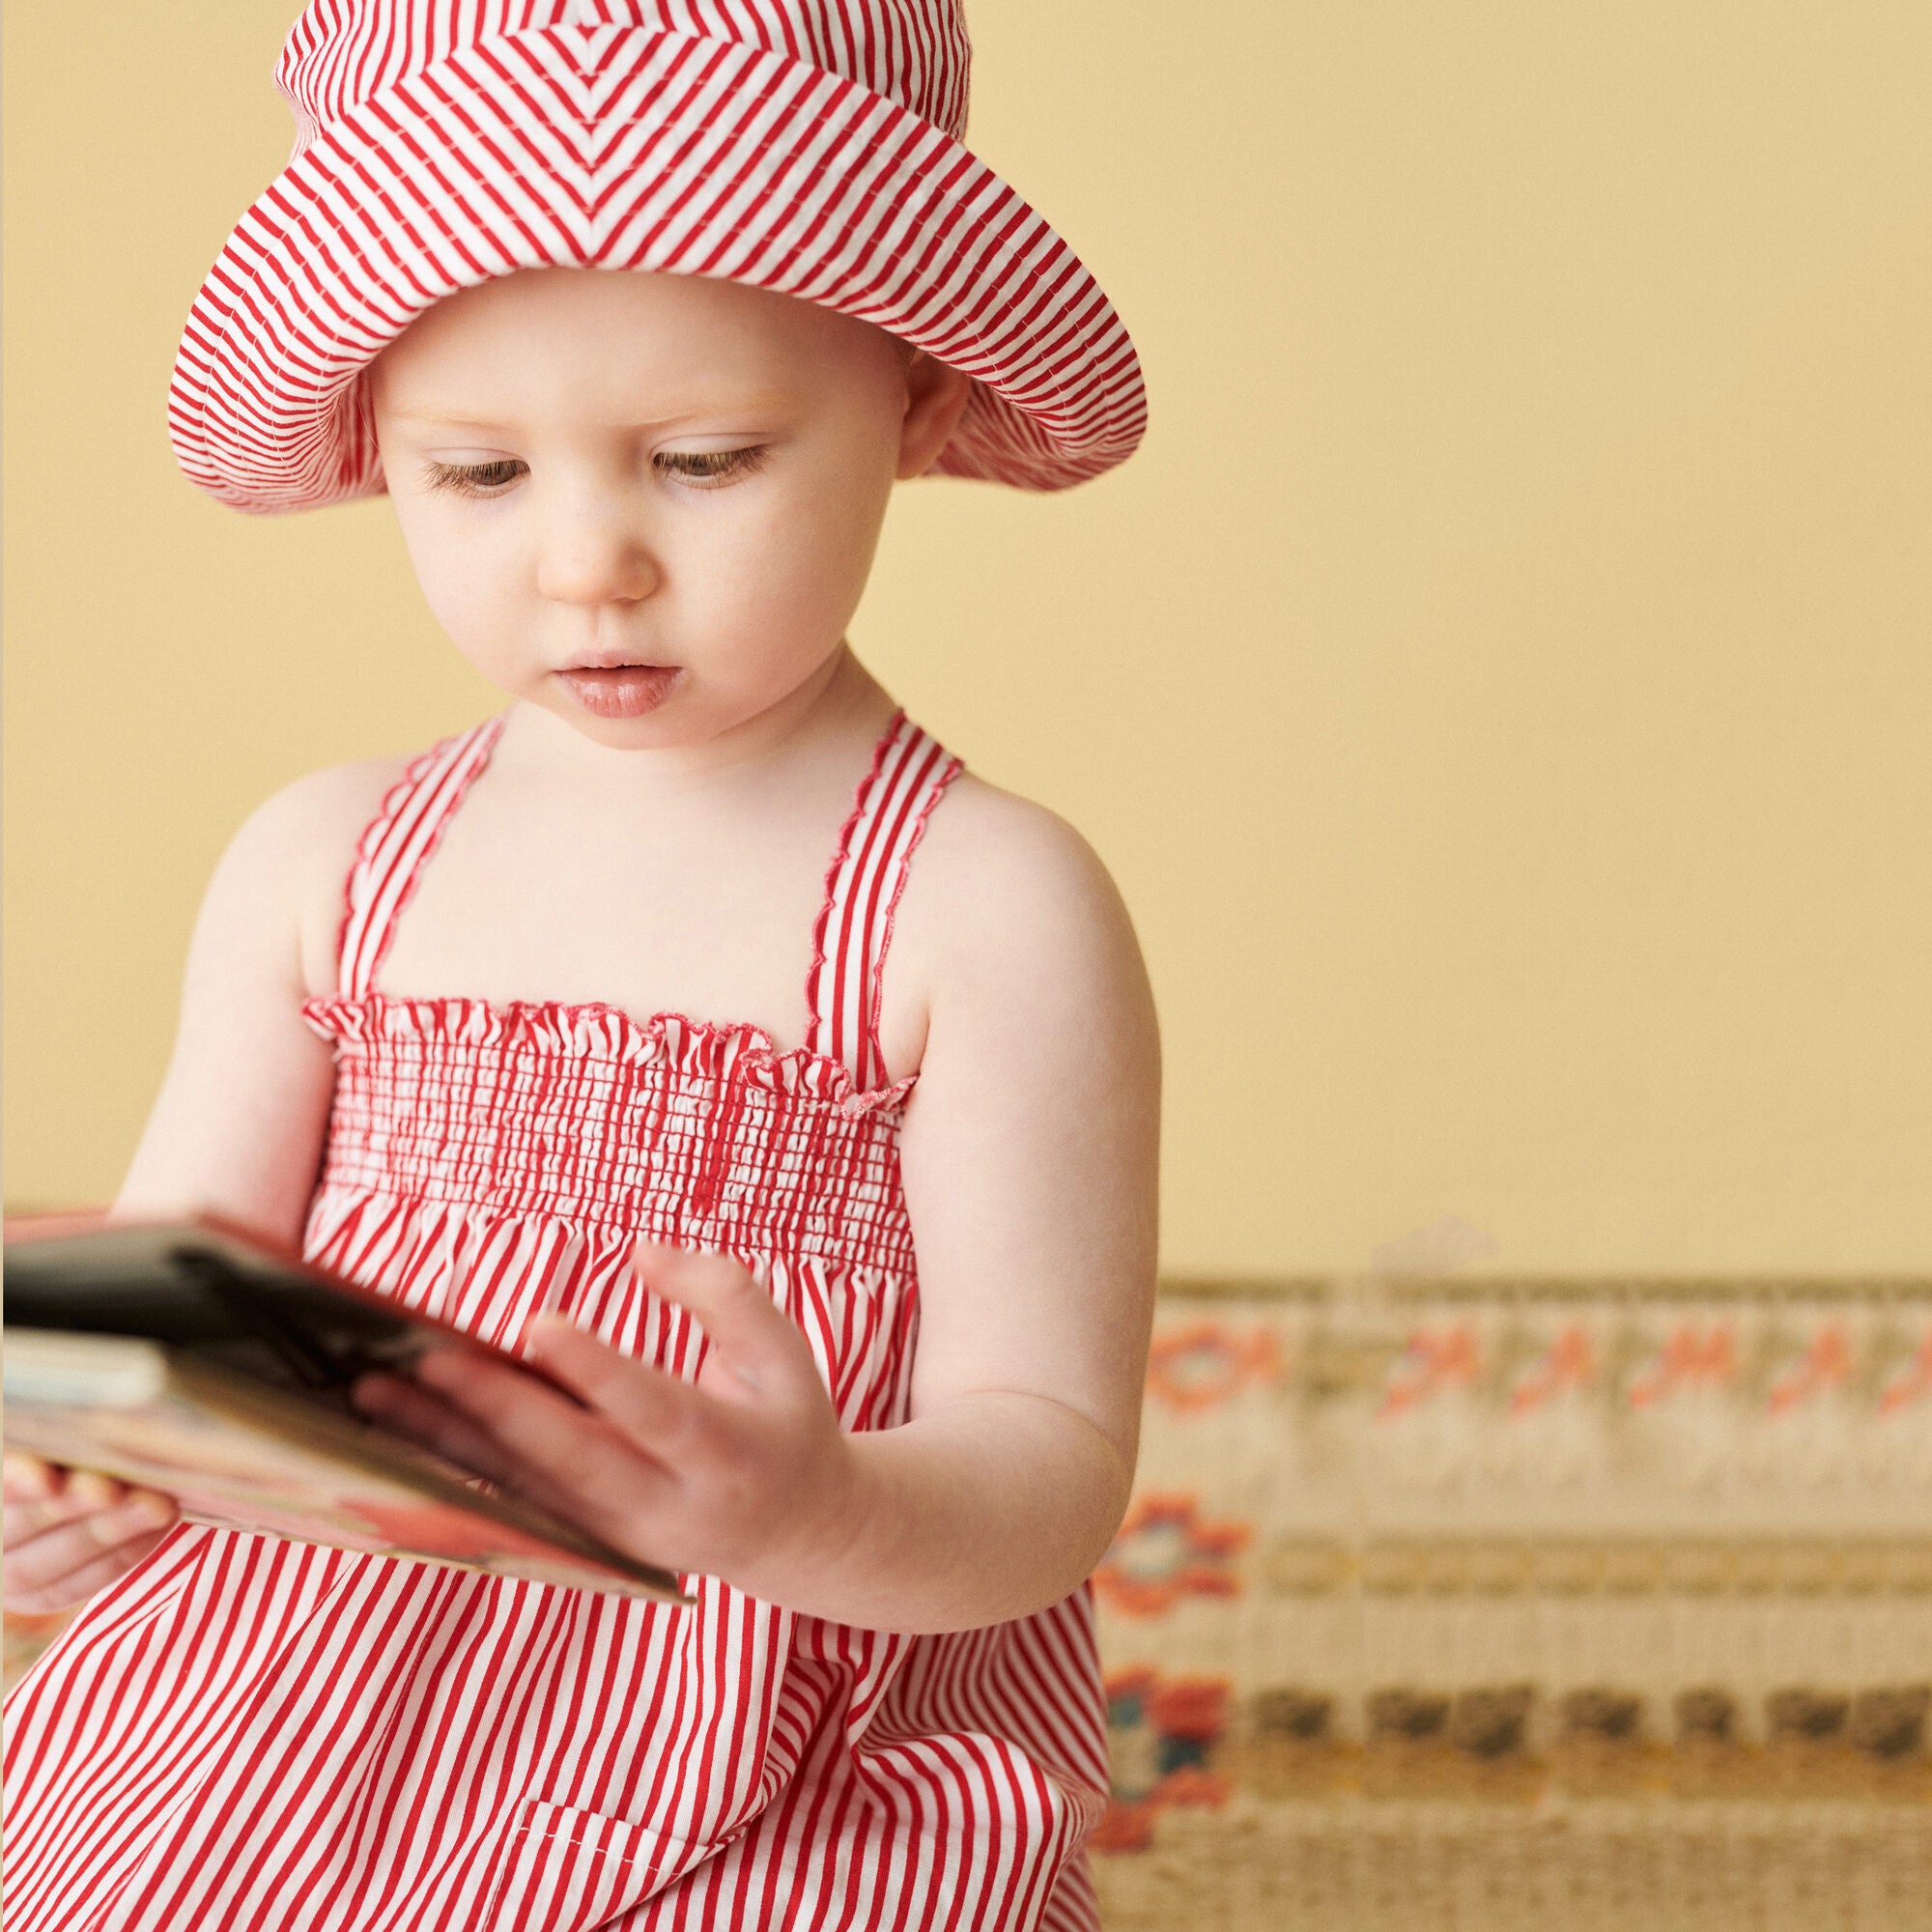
[2,5,1157,1928]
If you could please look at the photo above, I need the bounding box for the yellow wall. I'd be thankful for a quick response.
[6,2,1929,1272]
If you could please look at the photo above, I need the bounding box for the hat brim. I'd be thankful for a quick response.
[167,23,1145,509]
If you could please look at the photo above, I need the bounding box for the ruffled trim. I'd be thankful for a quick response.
[869,744,964,1059]
[336,717,507,998]
[301,992,919,1120]
[802,705,902,1061]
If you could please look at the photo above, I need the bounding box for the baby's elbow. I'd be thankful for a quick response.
[1043,1433,1138,1613]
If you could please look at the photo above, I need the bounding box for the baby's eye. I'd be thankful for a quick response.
[422,458,526,497]
[654,446,768,487]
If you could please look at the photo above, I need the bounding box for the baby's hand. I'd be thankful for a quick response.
[3,1453,179,1613]
[352,1241,861,1590]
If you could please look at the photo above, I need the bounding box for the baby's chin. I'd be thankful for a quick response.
[515,674,696,754]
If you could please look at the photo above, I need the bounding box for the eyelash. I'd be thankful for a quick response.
[662,447,767,484]
[420,448,768,497]
[422,458,524,497]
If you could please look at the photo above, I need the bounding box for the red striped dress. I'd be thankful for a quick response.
[4,708,1111,1932]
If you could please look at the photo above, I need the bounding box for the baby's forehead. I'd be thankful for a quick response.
[370,268,910,405]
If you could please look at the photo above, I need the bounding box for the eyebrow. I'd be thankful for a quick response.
[385,396,794,431]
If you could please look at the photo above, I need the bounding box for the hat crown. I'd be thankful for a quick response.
[276,0,972,144]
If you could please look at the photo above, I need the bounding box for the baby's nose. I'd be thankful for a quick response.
[536,518,660,607]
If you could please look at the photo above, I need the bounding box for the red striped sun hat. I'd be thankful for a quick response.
[168,0,1146,511]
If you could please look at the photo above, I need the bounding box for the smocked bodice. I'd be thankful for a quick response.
[304,996,920,1272]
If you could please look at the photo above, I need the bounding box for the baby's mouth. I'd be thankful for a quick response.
[556,663,681,721]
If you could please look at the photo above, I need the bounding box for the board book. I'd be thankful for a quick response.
[3,1213,689,1605]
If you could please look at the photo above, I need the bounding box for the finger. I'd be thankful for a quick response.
[5,1495,175,1592]
[7,1525,175,1615]
[3,1476,95,1540]
[628,1241,823,1404]
[70,1469,128,1511]
[1,1459,124,1512]
[5,1493,92,1545]
[409,1345,683,1543]
[3,1478,162,1547]
[353,1370,527,1490]
[414,1342,670,1466]
[3,1452,56,1501]
[519,1318,710,1447]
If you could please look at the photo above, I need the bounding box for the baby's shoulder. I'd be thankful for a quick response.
[876,768,1154,1090]
[211,754,415,989]
[920,771,1110,891]
[901,770,1141,977]
[224,753,413,878]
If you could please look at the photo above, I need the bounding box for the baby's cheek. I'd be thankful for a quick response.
[387,514,529,678]
[710,503,883,661]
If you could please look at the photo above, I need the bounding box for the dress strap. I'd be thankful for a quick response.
[805,710,963,1092]
[335,715,506,997]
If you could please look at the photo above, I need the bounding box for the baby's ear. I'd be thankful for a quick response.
[895,352,973,480]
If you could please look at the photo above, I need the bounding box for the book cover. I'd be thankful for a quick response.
[4,1214,690,1605]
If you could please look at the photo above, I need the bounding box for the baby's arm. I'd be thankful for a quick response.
[356,783,1160,1633]
[4,761,396,1613]
[115,763,393,1233]
[801,782,1161,1626]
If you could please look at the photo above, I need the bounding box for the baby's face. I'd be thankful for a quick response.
[368,269,967,749]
